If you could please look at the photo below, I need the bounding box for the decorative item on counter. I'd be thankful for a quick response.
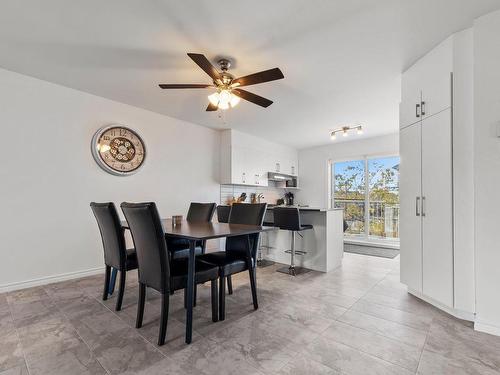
[237,192,247,202]
[172,215,183,227]
[285,191,294,206]
[276,198,285,206]
[257,193,264,203]
[250,193,257,204]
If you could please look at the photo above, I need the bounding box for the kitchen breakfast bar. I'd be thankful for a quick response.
[259,207,344,273]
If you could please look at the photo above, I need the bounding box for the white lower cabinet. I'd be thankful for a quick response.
[399,124,423,293]
[421,109,454,307]
[400,108,454,308]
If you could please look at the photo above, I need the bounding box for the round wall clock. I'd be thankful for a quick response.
[91,125,146,176]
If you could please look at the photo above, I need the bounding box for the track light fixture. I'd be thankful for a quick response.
[330,125,363,141]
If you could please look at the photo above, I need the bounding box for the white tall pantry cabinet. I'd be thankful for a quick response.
[399,29,475,318]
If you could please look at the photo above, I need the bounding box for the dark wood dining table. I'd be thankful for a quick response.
[121,218,275,344]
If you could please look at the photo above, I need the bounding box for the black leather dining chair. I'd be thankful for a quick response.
[90,202,138,311]
[165,202,216,260]
[216,205,231,224]
[198,203,267,320]
[121,202,219,346]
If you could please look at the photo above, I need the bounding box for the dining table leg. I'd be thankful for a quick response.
[185,239,196,344]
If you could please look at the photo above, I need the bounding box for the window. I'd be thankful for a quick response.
[331,156,399,241]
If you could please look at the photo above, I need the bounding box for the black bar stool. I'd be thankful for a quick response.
[257,220,275,268]
[273,207,313,276]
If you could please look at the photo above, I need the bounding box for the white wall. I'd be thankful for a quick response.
[0,68,220,290]
[295,134,399,208]
[473,9,500,335]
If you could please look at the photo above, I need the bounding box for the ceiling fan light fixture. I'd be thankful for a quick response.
[208,89,240,110]
[208,92,220,106]
[229,93,240,107]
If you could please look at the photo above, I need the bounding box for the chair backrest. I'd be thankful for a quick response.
[187,202,216,222]
[121,202,170,293]
[216,205,231,223]
[273,207,302,231]
[228,203,267,225]
[226,203,267,259]
[90,202,126,269]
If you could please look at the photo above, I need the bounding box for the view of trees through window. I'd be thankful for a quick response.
[332,156,399,240]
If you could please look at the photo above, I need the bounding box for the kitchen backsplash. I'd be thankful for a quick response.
[220,185,290,205]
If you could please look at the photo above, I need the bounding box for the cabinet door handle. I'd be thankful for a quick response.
[415,197,420,216]
[421,101,426,116]
[276,163,280,172]
[416,103,421,118]
[421,196,426,217]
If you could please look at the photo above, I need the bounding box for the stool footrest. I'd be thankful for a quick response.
[284,249,307,255]
[259,245,275,250]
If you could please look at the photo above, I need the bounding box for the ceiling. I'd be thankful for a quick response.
[1,0,499,149]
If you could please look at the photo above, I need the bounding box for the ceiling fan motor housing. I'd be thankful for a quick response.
[217,58,231,71]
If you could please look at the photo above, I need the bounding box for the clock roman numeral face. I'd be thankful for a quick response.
[92,126,146,176]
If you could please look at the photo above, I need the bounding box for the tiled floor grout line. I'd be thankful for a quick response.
[5,296,32,375]
[41,285,111,375]
[414,327,431,374]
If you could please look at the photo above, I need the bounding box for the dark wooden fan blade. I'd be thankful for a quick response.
[232,68,284,87]
[206,102,218,111]
[187,53,221,81]
[159,84,212,89]
[232,89,273,108]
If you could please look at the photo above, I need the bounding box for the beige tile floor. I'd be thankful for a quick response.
[1,253,500,375]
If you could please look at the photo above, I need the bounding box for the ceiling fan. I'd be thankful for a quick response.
[159,53,284,111]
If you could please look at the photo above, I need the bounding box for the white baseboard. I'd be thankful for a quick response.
[0,267,105,293]
[408,288,475,322]
[344,238,400,250]
[474,319,500,336]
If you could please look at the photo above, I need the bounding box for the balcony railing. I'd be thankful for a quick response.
[334,198,399,239]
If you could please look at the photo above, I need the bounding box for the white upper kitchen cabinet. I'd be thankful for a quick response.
[220,129,298,186]
[400,37,453,129]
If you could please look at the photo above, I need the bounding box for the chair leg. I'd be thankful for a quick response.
[102,266,111,301]
[227,275,233,295]
[158,293,169,346]
[115,270,126,311]
[219,275,226,321]
[136,283,146,328]
[248,266,258,310]
[109,268,117,295]
[211,280,218,322]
